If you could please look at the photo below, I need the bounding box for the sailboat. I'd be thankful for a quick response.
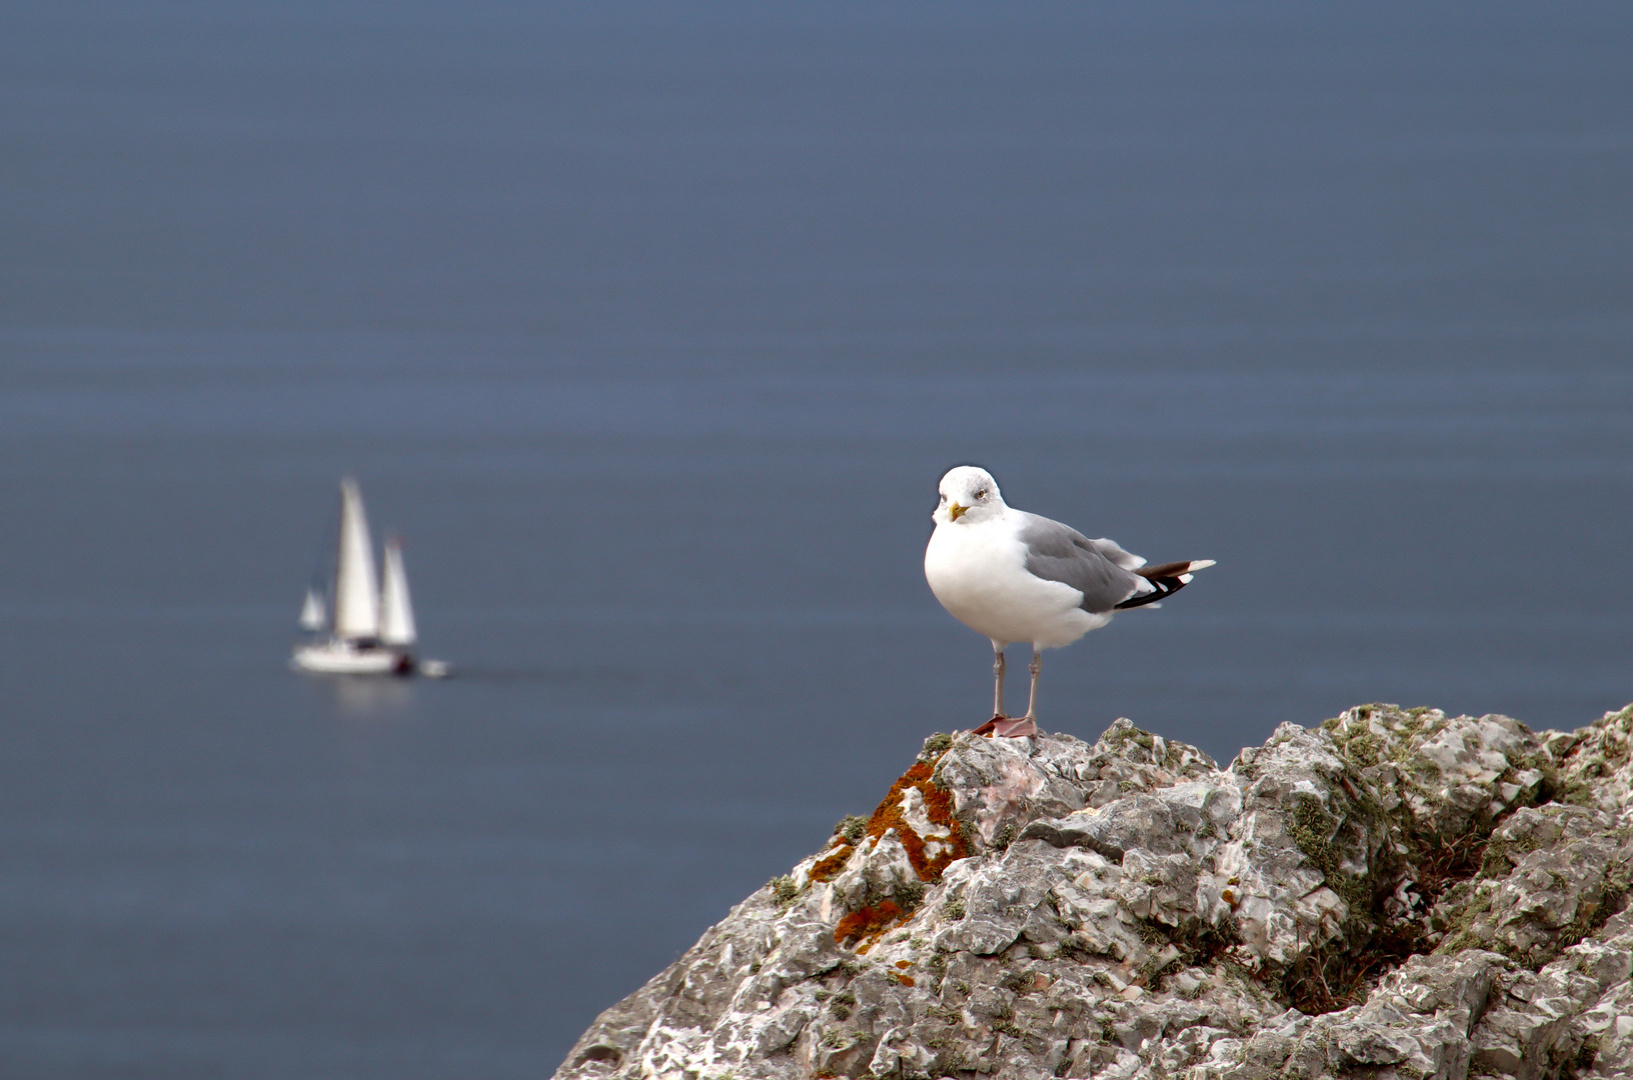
[292,478,449,677]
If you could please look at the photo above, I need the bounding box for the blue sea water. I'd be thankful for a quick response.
[1,3,1631,1076]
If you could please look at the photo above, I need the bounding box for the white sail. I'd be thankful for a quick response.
[378,537,417,647]
[298,587,328,631]
[332,478,380,640]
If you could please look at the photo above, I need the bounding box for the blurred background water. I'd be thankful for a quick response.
[1,2,1630,1076]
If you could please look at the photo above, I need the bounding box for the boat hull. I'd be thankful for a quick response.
[292,640,415,676]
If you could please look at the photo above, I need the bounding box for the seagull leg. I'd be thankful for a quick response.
[984,649,1040,738]
[988,650,1041,737]
[1024,650,1042,721]
[970,640,1010,736]
[991,641,1007,719]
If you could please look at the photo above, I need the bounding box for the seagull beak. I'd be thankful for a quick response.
[948,503,968,521]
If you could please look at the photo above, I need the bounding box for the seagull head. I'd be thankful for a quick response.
[934,466,1006,525]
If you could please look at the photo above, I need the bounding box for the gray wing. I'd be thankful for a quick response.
[1085,536,1145,571]
[1015,513,1148,613]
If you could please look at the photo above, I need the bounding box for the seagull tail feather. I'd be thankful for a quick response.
[1114,558,1215,610]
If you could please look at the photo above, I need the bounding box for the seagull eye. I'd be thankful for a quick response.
[975,489,987,499]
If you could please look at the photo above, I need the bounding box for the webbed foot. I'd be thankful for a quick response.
[970,714,1037,738]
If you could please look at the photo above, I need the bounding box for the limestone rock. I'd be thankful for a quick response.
[1549,706,1633,812]
[553,703,1633,1080]
[1439,804,1633,967]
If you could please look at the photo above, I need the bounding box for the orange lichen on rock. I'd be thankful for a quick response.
[822,750,970,951]
[865,757,968,882]
[808,844,854,883]
[894,974,916,987]
[833,900,904,951]
[894,960,911,969]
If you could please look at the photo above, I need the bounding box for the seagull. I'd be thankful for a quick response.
[924,466,1214,738]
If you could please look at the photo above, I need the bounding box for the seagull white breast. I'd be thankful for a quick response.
[924,508,1112,648]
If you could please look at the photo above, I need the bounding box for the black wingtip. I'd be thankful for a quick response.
[1115,578,1186,609]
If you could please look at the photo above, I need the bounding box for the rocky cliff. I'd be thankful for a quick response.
[553,704,1633,1080]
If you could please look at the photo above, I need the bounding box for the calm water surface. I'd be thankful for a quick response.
[1,3,1631,1076]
